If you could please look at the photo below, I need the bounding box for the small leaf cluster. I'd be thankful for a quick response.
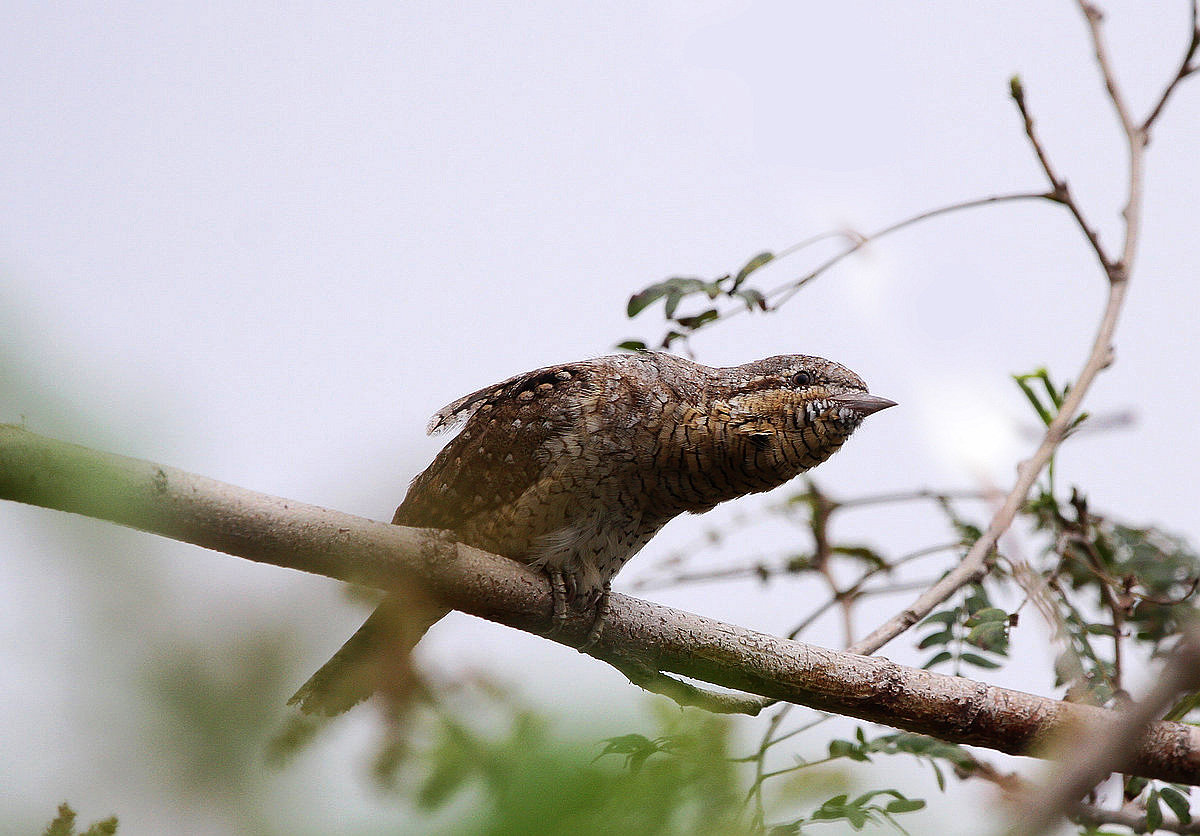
[1022,483,1200,703]
[42,804,118,836]
[771,789,925,834]
[388,697,748,835]
[1122,777,1193,832]
[620,252,773,351]
[918,585,1012,673]
[826,728,978,792]
[1013,368,1089,437]
[596,732,687,774]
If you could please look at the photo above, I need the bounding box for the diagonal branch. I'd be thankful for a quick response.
[1009,76,1112,271]
[1141,0,1200,133]
[4,424,1200,784]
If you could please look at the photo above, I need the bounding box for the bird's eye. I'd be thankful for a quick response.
[791,371,813,387]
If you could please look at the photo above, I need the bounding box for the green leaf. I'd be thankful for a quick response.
[1146,789,1163,831]
[44,804,77,836]
[965,607,1008,625]
[917,629,955,650]
[811,794,849,819]
[920,610,959,627]
[828,738,869,762]
[664,290,684,319]
[966,621,1009,652]
[959,652,1002,670]
[660,330,688,349]
[1125,775,1149,798]
[597,733,654,755]
[964,589,992,615]
[832,545,888,568]
[626,277,712,318]
[923,650,953,669]
[616,340,648,352]
[1159,786,1192,823]
[626,287,665,318]
[675,308,719,330]
[732,251,774,289]
[1013,371,1054,427]
[886,798,926,813]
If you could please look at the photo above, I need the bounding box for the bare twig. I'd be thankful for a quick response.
[643,191,1051,346]
[761,192,1050,312]
[1141,0,1200,132]
[787,544,960,640]
[1009,76,1112,271]
[1079,2,1139,140]
[831,488,990,510]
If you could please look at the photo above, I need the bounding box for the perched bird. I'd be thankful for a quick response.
[290,351,894,714]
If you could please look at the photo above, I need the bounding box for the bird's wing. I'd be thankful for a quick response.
[392,360,601,531]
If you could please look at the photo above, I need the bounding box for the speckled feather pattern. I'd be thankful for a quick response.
[393,352,874,605]
[292,351,888,714]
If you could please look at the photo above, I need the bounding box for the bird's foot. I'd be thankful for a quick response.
[578,585,611,652]
[540,569,570,637]
[540,573,610,650]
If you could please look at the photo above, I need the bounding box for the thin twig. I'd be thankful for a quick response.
[763,192,1051,311]
[1140,0,1200,132]
[1009,76,1113,271]
[788,545,961,641]
[832,488,990,510]
[651,191,1051,346]
[1079,3,1139,139]
[747,704,791,828]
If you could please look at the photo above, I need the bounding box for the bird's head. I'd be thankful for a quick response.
[711,354,895,487]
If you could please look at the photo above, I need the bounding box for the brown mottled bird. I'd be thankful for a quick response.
[290,352,894,714]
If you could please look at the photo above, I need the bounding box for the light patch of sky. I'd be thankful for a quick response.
[1,0,1197,831]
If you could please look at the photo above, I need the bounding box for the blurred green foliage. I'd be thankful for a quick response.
[41,803,117,836]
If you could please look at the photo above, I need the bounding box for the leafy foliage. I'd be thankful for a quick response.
[365,694,750,835]
[42,804,118,836]
[824,729,979,792]
[917,585,1012,674]
[772,789,926,834]
[620,252,774,351]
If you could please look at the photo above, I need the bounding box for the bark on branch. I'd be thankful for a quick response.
[3,424,1200,785]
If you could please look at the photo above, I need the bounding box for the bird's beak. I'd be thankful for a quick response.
[833,392,897,416]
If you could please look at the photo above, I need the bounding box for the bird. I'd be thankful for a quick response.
[289,351,895,715]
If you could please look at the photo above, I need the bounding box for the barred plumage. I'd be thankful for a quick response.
[291,352,894,714]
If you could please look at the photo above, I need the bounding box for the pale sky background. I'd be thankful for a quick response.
[2,2,1198,834]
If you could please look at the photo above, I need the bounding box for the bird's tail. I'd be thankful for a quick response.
[288,589,449,716]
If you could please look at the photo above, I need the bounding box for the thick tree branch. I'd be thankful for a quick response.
[4,425,1200,784]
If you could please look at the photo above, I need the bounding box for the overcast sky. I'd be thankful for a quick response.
[3,2,1198,833]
